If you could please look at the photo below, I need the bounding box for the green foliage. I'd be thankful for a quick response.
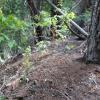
[0,10,32,60]
[35,10,76,27]
[0,96,6,100]
[0,0,91,62]
[2,0,29,19]
[66,12,76,20]
[76,10,91,22]
[36,41,49,52]
[33,10,76,38]
[63,0,74,9]
[22,46,32,71]
[82,10,91,21]
[57,32,65,39]
[34,11,57,27]
[0,0,6,8]
[67,44,75,50]
[56,11,76,36]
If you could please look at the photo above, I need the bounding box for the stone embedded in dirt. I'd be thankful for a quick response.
[95,66,100,73]
[6,78,21,91]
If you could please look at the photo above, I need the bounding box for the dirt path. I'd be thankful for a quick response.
[0,37,100,100]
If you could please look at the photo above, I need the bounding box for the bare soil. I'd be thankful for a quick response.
[0,37,100,100]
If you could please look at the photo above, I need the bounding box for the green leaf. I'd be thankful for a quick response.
[8,40,16,49]
[0,96,6,100]
[1,33,9,40]
[0,37,4,42]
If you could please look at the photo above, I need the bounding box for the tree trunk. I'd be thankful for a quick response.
[27,0,39,16]
[27,0,43,42]
[85,0,100,63]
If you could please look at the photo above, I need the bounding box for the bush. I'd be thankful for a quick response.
[0,9,32,61]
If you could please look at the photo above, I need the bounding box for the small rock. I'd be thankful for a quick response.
[95,66,100,73]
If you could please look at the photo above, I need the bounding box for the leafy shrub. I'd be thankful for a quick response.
[75,10,91,23]
[33,10,76,38]
[33,11,57,27]
[2,0,29,19]
[22,46,32,74]
[36,41,50,52]
[0,96,6,100]
[0,9,32,60]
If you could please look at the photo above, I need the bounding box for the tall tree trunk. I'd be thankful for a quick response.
[27,0,43,42]
[27,0,39,16]
[85,0,100,63]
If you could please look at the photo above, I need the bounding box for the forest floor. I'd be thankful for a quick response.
[0,36,100,100]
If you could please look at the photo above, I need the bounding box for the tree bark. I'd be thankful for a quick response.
[27,0,43,42]
[86,0,100,63]
[27,0,39,16]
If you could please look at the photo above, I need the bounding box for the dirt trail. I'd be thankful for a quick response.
[0,37,100,100]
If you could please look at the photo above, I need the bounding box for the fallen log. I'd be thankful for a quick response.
[66,23,86,40]
[46,0,89,39]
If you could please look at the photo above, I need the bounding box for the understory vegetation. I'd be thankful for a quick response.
[0,0,91,64]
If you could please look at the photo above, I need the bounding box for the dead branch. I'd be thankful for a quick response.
[66,22,86,39]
